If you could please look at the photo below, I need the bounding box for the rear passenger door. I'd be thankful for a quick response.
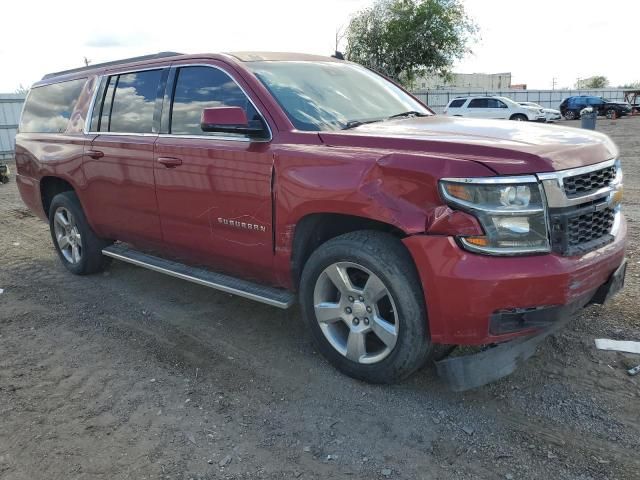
[487,98,509,119]
[153,62,275,283]
[83,68,168,247]
[466,98,489,118]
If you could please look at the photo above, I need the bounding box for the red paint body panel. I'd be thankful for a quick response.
[154,136,275,283]
[83,135,162,245]
[403,218,626,345]
[15,52,628,347]
[201,106,249,127]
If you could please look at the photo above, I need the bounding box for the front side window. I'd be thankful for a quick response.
[487,99,507,108]
[20,78,86,133]
[248,61,430,131]
[170,66,260,135]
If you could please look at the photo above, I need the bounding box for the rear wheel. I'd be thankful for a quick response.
[49,191,112,275]
[299,231,432,383]
[510,114,528,121]
[606,109,616,119]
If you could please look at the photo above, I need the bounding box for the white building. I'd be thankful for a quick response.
[416,72,512,90]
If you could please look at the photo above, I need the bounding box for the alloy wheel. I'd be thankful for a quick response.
[313,262,399,364]
[53,207,83,264]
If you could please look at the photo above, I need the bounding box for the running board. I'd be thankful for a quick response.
[102,243,295,309]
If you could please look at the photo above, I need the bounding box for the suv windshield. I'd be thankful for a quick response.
[248,61,431,131]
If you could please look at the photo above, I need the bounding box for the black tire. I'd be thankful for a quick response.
[564,110,577,120]
[48,191,112,275]
[510,114,528,121]
[606,109,616,119]
[299,231,432,384]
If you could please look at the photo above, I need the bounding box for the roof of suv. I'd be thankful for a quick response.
[226,51,341,62]
[40,51,341,81]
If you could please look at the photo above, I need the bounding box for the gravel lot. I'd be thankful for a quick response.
[1,117,639,480]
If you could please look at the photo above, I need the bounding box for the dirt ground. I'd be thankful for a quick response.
[1,117,639,480]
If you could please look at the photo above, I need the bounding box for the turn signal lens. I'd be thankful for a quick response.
[444,184,473,202]
[464,237,489,247]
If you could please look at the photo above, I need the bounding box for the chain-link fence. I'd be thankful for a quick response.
[411,88,628,114]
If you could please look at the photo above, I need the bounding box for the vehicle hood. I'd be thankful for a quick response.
[319,115,618,175]
[543,108,560,114]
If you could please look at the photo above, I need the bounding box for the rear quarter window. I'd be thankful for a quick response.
[19,78,87,133]
[448,99,466,108]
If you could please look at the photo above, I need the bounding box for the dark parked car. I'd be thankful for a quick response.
[15,52,627,388]
[560,96,632,120]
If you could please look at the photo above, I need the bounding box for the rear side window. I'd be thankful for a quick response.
[468,99,488,108]
[95,69,163,133]
[448,99,465,108]
[20,78,86,133]
[169,66,258,135]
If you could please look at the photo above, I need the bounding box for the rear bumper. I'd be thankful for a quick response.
[402,216,627,345]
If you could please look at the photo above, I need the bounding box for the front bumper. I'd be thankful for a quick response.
[435,259,626,391]
[402,215,627,346]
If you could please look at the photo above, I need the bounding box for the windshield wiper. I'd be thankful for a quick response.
[342,111,428,130]
[387,111,429,120]
[341,119,385,130]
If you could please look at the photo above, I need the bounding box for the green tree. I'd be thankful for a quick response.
[575,76,609,89]
[619,81,640,89]
[345,0,477,88]
[14,84,29,95]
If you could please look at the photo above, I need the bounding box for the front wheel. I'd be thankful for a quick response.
[510,114,528,121]
[299,231,432,383]
[606,109,617,119]
[564,110,577,120]
[49,191,112,275]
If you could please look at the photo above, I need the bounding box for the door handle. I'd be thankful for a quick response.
[86,149,104,159]
[157,157,183,168]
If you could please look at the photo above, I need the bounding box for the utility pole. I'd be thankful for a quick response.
[83,57,91,67]
[335,25,345,53]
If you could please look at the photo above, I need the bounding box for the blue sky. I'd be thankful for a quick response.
[1,0,638,91]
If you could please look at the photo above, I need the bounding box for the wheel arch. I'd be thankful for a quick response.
[40,176,76,217]
[290,212,407,290]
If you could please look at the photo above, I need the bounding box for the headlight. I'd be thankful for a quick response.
[439,176,550,255]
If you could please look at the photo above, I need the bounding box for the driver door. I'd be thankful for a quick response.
[153,63,275,283]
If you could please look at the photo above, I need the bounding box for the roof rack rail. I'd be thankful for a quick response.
[42,52,183,80]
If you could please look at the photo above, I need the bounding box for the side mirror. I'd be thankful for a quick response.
[200,107,267,138]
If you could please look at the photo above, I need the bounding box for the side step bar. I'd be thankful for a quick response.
[102,243,295,309]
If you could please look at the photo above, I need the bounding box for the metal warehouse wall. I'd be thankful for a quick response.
[0,94,25,160]
[412,88,628,114]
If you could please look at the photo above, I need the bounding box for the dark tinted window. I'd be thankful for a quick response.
[103,70,162,133]
[20,78,86,133]
[468,98,488,108]
[170,66,258,135]
[448,99,465,108]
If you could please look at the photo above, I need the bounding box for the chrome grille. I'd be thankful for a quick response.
[539,159,621,257]
[563,165,616,198]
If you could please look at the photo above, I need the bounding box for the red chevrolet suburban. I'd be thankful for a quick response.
[15,52,626,388]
